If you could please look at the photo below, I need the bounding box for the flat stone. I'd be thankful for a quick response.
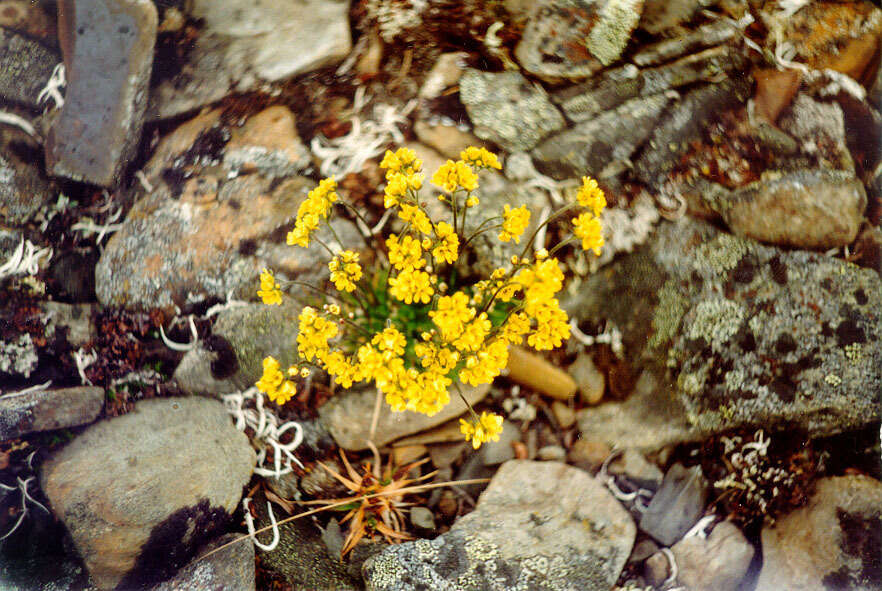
[0,386,104,440]
[0,27,59,108]
[533,93,671,180]
[319,383,491,451]
[568,352,605,405]
[718,169,866,250]
[148,0,351,120]
[755,475,882,591]
[633,17,739,66]
[150,534,255,591]
[46,0,157,186]
[573,217,882,437]
[364,460,636,591]
[671,521,754,591]
[459,69,565,152]
[40,397,256,589]
[515,0,644,81]
[639,463,708,546]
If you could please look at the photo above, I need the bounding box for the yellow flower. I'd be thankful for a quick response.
[257,268,283,305]
[328,250,363,292]
[460,146,502,170]
[372,327,407,356]
[386,234,426,271]
[526,300,570,350]
[296,306,339,361]
[389,268,434,304]
[452,313,491,352]
[500,311,531,344]
[380,147,422,178]
[415,342,459,373]
[322,351,359,388]
[429,292,475,342]
[499,205,530,243]
[577,176,606,217]
[431,160,479,193]
[255,356,296,405]
[572,212,604,256]
[432,222,459,264]
[460,411,504,449]
[459,338,509,386]
[287,177,338,247]
[384,171,424,208]
[398,203,433,235]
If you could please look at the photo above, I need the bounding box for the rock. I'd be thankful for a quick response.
[753,67,803,124]
[428,441,467,469]
[576,370,701,453]
[568,353,605,405]
[0,27,60,109]
[171,343,240,397]
[550,400,576,429]
[150,533,255,591]
[755,475,882,591]
[414,120,485,160]
[573,217,882,437]
[148,0,351,120]
[250,489,360,590]
[533,93,671,180]
[40,302,95,348]
[0,1,54,40]
[46,0,157,186]
[40,397,256,589]
[633,17,739,66]
[515,0,644,81]
[633,79,751,189]
[49,248,99,302]
[478,419,520,466]
[608,449,663,491]
[222,106,311,178]
[410,506,436,532]
[639,463,708,546]
[716,169,866,250]
[555,45,747,122]
[419,52,468,100]
[0,333,38,379]
[506,345,577,400]
[644,550,671,586]
[638,0,715,35]
[537,445,566,462]
[853,225,882,275]
[778,94,854,172]
[628,538,658,563]
[0,132,53,226]
[0,386,104,440]
[318,383,490,451]
[459,69,565,153]
[364,460,636,591]
[670,521,753,591]
[568,436,611,468]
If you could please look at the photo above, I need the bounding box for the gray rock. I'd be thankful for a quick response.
[0,148,53,227]
[555,45,747,122]
[40,397,256,589]
[638,0,717,35]
[755,475,882,591]
[633,79,751,189]
[0,27,60,108]
[670,521,753,591]
[532,93,671,180]
[716,169,866,250]
[150,533,255,591]
[633,16,738,66]
[515,0,644,81]
[480,419,520,466]
[778,94,854,172]
[172,343,245,397]
[639,463,708,546]
[410,506,436,532]
[568,353,605,405]
[148,0,351,120]
[0,333,38,379]
[365,460,635,591]
[319,383,491,451]
[575,369,701,453]
[608,449,663,491]
[251,490,359,591]
[459,69,564,152]
[0,386,104,440]
[40,302,95,348]
[572,217,882,437]
[45,0,157,186]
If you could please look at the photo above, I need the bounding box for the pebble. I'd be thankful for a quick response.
[410,507,436,532]
[506,345,577,400]
[39,397,256,589]
[755,475,882,591]
[419,52,468,100]
[568,436,612,468]
[0,386,104,440]
[318,383,490,450]
[46,0,157,186]
[479,419,520,466]
[639,463,708,546]
[568,353,605,405]
[550,400,576,429]
[364,461,636,591]
[0,27,60,109]
[459,69,565,152]
[537,444,567,462]
[671,520,754,591]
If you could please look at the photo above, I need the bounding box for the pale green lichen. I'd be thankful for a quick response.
[693,233,751,275]
[844,343,863,363]
[649,280,689,350]
[824,373,842,387]
[587,0,642,66]
[687,298,745,350]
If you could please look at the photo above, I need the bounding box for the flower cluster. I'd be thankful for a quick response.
[255,146,605,448]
